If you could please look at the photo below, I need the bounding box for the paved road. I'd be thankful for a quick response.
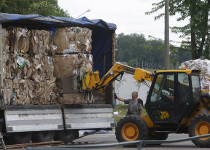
[71,132,209,150]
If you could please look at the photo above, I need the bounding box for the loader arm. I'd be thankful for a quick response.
[81,63,153,92]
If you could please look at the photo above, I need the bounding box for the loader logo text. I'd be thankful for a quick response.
[158,111,169,120]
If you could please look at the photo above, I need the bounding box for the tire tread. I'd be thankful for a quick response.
[189,114,210,148]
[115,116,148,142]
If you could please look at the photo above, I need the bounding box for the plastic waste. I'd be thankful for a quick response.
[16,55,28,68]
[10,89,16,105]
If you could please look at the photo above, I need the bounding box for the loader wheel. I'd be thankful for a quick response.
[115,116,148,142]
[54,130,78,143]
[189,114,210,148]
[32,131,54,142]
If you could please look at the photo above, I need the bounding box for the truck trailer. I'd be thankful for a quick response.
[0,13,116,144]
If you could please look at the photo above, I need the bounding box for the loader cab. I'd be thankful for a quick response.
[145,71,201,129]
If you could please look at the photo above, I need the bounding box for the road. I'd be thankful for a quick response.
[71,131,209,150]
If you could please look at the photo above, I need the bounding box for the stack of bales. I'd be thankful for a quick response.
[1,26,93,105]
[52,27,93,104]
[180,59,210,89]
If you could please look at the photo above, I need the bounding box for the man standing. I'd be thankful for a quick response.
[115,91,143,117]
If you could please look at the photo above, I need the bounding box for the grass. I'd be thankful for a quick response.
[113,104,147,124]
[113,105,128,123]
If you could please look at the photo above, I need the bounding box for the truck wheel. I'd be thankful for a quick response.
[6,132,32,144]
[189,114,210,148]
[54,130,78,143]
[115,116,148,142]
[32,131,54,142]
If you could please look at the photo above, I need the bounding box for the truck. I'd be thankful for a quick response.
[0,13,116,144]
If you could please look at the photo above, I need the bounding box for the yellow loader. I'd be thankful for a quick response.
[81,63,210,148]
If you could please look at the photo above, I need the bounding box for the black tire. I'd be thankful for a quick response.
[6,132,32,144]
[189,114,210,148]
[54,130,78,143]
[115,116,148,142]
[32,131,54,142]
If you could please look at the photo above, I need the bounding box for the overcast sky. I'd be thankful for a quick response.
[58,0,188,45]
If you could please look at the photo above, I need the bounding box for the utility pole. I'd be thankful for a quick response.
[164,0,169,69]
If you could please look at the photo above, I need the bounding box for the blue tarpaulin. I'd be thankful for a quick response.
[0,13,41,23]
[0,13,117,77]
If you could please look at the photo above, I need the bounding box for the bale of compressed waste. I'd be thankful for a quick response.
[1,26,93,105]
[180,59,210,89]
[52,27,92,54]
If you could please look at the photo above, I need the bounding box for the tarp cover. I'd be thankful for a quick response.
[0,13,117,77]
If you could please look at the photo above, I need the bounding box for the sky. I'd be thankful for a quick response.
[58,0,188,46]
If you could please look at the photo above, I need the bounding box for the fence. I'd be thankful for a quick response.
[26,134,210,150]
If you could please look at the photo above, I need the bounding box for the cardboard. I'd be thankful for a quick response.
[53,53,93,78]
[56,76,79,94]
[58,93,86,104]
[18,35,30,53]
[1,27,94,105]
[52,27,92,53]
[53,54,79,78]
[53,28,69,52]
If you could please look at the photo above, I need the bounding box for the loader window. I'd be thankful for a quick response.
[150,73,175,103]
[150,74,164,102]
[178,73,190,103]
[191,75,201,103]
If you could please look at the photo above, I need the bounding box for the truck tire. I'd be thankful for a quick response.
[32,131,54,142]
[189,114,210,148]
[54,130,78,143]
[115,116,148,142]
[6,132,32,144]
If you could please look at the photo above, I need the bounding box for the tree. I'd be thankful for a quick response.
[116,33,165,69]
[170,45,191,68]
[116,33,190,69]
[0,0,69,17]
[146,0,210,59]
[0,0,5,6]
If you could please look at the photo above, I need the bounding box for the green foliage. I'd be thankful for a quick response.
[116,33,164,69]
[113,104,147,123]
[146,0,209,59]
[0,0,69,17]
[116,33,191,69]
[203,34,210,59]
[0,0,5,7]
[170,45,191,68]
[114,105,128,123]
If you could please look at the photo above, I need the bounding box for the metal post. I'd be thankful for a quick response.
[137,141,142,150]
[112,33,116,108]
[0,24,3,90]
[164,0,169,69]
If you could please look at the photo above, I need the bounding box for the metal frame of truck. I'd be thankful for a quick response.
[0,14,116,139]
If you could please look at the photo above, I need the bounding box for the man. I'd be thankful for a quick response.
[165,82,186,102]
[115,91,143,117]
